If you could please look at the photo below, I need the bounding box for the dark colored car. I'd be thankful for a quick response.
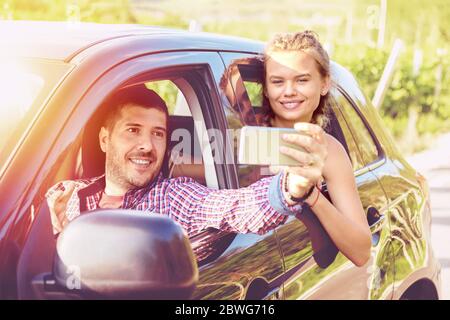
[0,21,441,300]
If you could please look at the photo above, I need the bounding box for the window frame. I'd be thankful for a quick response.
[16,51,238,263]
[122,70,220,188]
[44,52,229,187]
[333,85,386,173]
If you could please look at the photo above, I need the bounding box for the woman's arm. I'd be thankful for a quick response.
[306,134,372,267]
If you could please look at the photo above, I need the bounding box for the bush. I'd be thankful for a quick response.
[334,43,450,153]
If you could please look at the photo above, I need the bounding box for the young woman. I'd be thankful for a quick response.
[262,31,371,267]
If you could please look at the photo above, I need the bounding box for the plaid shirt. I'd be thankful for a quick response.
[46,173,301,238]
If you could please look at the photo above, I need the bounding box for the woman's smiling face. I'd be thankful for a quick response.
[264,50,330,128]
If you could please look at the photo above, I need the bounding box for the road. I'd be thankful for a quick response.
[407,132,450,300]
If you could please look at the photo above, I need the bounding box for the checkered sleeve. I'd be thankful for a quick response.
[45,181,66,199]
[165,175,290,237]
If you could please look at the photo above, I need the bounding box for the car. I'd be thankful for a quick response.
[0,20,441,300]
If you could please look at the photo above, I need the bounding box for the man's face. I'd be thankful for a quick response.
[99,104,167,194]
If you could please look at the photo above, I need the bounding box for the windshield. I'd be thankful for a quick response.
[0,58,72,171]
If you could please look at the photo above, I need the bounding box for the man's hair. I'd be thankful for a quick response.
[101,85,169,132]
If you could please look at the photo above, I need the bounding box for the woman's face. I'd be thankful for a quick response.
[264,50,330,127]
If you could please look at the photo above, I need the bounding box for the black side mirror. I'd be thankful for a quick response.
[53,210,198,299]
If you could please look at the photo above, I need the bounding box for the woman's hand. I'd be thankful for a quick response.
[280,122,328,200]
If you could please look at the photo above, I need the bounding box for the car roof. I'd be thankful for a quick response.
[0,20,263,62]
[1,21,364,105]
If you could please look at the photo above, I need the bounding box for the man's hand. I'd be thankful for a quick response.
[279,122,328,201]
[47,181,77,235]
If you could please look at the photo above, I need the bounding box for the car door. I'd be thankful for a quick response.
[219,52,394,299]
[2,47,285,300]
[340,80,432,298]
[186,51,286,301]
[296,86,394,300]
[217,51,326,299]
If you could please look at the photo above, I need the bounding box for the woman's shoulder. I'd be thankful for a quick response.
[325,133,346,154]
[323,133,352,179]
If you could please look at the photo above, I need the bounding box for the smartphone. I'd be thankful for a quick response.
[238,126,308,166]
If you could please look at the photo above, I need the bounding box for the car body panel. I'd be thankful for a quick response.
[218,52,397,299]
[192,231,284,300]
[337,72,441,299]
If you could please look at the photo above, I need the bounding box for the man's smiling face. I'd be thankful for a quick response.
[99,104,167,195]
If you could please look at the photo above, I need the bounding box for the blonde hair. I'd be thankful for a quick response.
[261,30,332,129]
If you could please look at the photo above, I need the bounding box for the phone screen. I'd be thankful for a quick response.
[238,126,308,166]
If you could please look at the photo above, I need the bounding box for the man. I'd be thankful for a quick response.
[47,85,327,237]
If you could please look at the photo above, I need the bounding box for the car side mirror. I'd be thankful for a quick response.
[53,210,198,299]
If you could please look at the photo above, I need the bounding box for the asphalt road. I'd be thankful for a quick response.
[407,132,450,300]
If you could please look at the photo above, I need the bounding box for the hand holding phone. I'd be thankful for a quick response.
[238,123,328,201]
[281,122,328,200]
[238,126,309,166]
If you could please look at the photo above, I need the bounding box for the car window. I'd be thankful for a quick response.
[0,58,72,173]
[329,94,365,171]
[79,78,206,187]
[332,89,379,167]
[242,80,263,109]
[218,55,273,187]
[11,52,240,300]
[30,66,221,266]
[219,55,356,186]
[145,80,206,185]
[145,80,191,116]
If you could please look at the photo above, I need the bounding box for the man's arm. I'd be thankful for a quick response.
[164,173,300,237]
[164,123,328,237]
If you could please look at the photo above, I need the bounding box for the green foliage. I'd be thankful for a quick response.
[243,81,263,107]
[145,80,179,114]
[2,0,135,23]
[334,46,388,101]
[135,11,188,30]
[334,45,449,118]
[334,43,450,153]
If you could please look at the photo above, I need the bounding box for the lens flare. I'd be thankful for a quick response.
[0,60,44,151]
